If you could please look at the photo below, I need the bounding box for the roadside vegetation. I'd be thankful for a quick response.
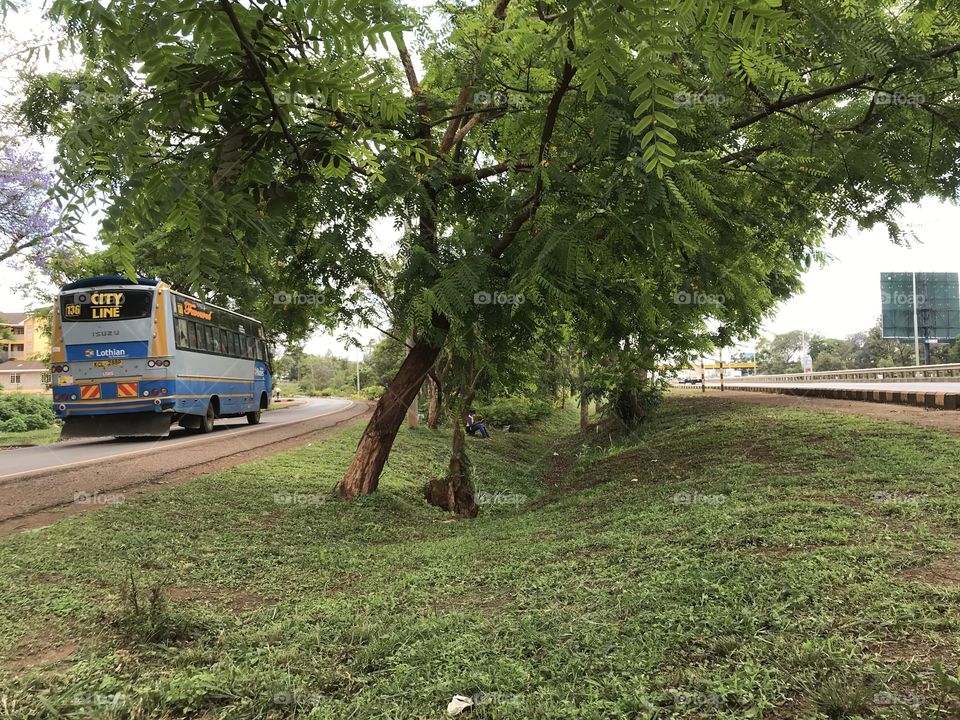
[0,393,57,447]
[756,322,960,375]
[3,396,960,718]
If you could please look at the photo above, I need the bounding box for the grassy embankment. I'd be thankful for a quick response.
[2,395,960,718]
[0,426,59,448]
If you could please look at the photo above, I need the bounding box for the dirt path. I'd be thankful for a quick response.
[0,403,371,537]
[678,388,960,434]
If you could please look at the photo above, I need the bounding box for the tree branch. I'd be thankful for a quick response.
[218,0,305,168]
[491,59,576,259]
[391,30,425,109]
[448,160,532,186]
[730,41,960,132]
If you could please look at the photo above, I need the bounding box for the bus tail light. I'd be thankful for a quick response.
[147,360,155,368]
[154,399,161,405]
[142,390,149,397]
[160,388,168,395]
[58,404,66,411]
[70,394,77,400]
[151,389,159,396]
[62,364,69,373]
[161,360,170,367]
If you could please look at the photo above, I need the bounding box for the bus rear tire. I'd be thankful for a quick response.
[246,410,261,425]
[199,405,215,433]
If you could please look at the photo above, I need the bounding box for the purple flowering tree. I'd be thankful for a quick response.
[0,145,66,270]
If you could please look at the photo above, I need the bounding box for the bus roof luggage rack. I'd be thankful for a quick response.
[61,413,173,440]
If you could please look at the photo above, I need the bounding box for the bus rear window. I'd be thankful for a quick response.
[60,289,154,322]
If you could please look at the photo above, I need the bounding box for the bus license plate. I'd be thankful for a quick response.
[94,360,122,368]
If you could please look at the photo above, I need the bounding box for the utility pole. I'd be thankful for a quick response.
[356,359,360,393]
[719,348,724,392]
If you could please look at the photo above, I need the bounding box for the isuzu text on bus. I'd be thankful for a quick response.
[51,276,272,439]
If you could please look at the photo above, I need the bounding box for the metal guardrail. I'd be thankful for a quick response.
[724,362,960,384]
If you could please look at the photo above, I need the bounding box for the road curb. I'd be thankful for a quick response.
[710,384,960,410]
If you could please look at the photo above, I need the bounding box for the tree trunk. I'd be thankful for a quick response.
[424,419,479,517]
[337,337,443,498]
[579,359,589,430]
[427,376,441,429]
[406,335,420,429]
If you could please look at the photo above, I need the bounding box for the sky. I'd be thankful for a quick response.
[3,2,960,359]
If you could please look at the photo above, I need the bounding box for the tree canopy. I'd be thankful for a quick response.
[12,0,960,507]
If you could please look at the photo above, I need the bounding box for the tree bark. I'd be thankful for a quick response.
[427,375,441,429]
[337,337,443,498]
[579,358,589,430]
[424,419,479,517]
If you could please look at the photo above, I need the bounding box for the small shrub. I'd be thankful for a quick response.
[356,385,385,400]
[0,416,29,433]
[0,393,55,431]
[475,396,553,428]
[116,571,202,645]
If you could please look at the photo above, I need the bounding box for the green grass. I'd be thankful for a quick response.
[3,396,960,718]
[0,425,60,447]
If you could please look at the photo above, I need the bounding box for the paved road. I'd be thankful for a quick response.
[708,380,960,393]
[0,397,355,480]
[0,397,370,536]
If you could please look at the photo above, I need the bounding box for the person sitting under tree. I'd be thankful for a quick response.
[466,409,489,439]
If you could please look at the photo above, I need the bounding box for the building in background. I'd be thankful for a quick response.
[0,311,50,362]
[0,360,49,394]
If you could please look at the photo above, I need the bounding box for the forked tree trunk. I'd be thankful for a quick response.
[424,420,479,517]
[337,338,443,498]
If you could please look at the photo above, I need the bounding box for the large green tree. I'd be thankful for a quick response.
[16,0,960,507]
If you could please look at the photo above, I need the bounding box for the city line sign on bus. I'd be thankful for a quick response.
[880,272,960,364]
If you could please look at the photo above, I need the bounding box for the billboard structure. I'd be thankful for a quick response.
[881,272,960,364]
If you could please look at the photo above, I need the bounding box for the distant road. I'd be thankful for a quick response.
[698,380,960,410]
[709,380,960,393]
[0,397,370,536]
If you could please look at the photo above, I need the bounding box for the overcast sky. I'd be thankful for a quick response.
[3,2,960,358]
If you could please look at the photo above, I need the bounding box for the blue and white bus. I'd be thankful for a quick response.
[50,276,272,439]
